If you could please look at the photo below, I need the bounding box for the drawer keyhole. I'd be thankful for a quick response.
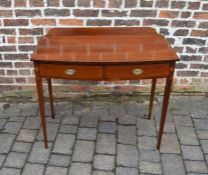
[65,69,76,75]
[132,68,143,75]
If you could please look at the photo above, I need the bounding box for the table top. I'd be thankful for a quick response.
[31,27,179,65]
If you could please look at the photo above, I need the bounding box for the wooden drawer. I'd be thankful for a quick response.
[39,64,103,80]
[105,64,170,80]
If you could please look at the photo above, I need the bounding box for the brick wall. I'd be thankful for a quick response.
[0,0,208,93]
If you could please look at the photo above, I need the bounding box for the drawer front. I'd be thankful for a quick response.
[105,64,170,80]
[39,64,103,80]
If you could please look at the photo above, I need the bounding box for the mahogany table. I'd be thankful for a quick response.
[31,27,179,149]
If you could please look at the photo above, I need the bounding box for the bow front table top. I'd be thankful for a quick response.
[31,27,179,149]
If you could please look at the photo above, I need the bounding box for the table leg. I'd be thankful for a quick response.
[157,76,173,149]
[47,78,55,119]
[35,76,48,148]
[148,78,157,120]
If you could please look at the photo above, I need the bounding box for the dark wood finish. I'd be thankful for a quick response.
[47,78,55,119]
[148,78,157,120]
[32,27,179,149]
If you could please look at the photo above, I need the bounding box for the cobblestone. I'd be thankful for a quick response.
[12,142,32,153]
[94,154,115,171]
[0,167,21,175]
[23,117,40,129]
[98,121,117,134]
[78,127,97,140]
[49,154,71,167]
[45,166,68,175]
[22,163,45,175]
[139,161,162,174]
[69,163,91,175]
[16,129,37,142]
[3,122,22,134]
[118,125,137,145]
[181,145,204,161]
[116,167,138,175]
[185,161,208,173]
[4,152,27,168]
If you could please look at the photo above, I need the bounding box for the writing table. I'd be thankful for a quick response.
[31,27,179,149]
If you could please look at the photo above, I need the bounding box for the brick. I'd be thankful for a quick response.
[0,0,11,7]
[62,0,75,7]
[45,166,67,175]
[199,22,208,29]
[49,154,71,167]
[191,30,208,37]
[0,46,16,52]
[188,2,200,10]
[47,0,59,6]
[140,0,153,7]
[93,0,105,8]
[44,9,70,16]
[174,29,189,36]
[115,20,140,26]
[31,19,56,26]
[19,28,43,35]
[176,63,187,69]
[139,161,162,174]
[199,47,208,53]
[78,127,97,140]
[171,20,196,28]
[15,10,41,17]
[183,38,206,45]
[159,10,179,18]
[156,0,169,8]
[0,134,15,153]
[181,12,191,18]
[74,9,98,17]
[0,168,21,175]
[0,29,15,35]
[94,154,115,171]
[185,161,208,173]
[29,0,44,7]
[144,19,169,26]
[125,0,137,8]
[15,0,26,7]
[203,3,208,10]
[19,45,35,52]
[4,19,28,26]
[162,154,185,175]
[117,144,138,167]
[22,163,45,175]
[96,133,116,154]
[131,10,157,17]
[102,10,127,17]
[59,19,83,26]
[109,0,122,8]
[4,152,27,168]
[0,10,13,17]
[14,62,33,68]
[78,0,90,7]
[72,140,94,162]
[53,134,75,154]
[181,145,204,160]
[0,62,12,68]
[194,12,208,19]
[190,64,208,69]
[181,55,202,62]
[69,163,91,175]
[171,1,186,9]
[116,167,138,175]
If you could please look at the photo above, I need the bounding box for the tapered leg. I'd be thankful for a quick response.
[148,78,157,120]
[47,78,55,119]
[157,76,173,149]
[35,76,48,148]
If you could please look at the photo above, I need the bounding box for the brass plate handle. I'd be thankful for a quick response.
[132,68,143,75]
[65,69,76,75]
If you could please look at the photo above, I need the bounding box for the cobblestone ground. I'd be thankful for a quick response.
[0,95,208,175]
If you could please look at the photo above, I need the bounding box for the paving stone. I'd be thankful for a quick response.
[200,140,208,154]
[78,127,97,140]
[117,144,138,167]
[45,166,68,175]
[0,154,6,167]
[16,129,37,142]
[139,161,162,174]
[91,104,108,117]
[193,119,208,130]
[197,130,208,139]
[139,149,160,162]
[4,104,23,117]
[181,145,204,160]
[12,142,32,153]
[100,115,117,122]
[22,163,45,175]
[46,115,62,123]
[3,122,22,134]
[37,123,59,141]
[62,115,79,125]
[191,109,207,119]
[118,125,137,145]
[138,136,157,150]
[73,105,90,116]
[118,115,136,125]
[174,115,193,127]
[137,118,156,136]
[185,161,208,173]
[23,117,40,129]
[109,103,126,117]
[93,170,114,175]
[98,121,117,134]
[80,115,98,127]
[69,163,91,175]
[94,154,115,171]
[28,142,52,164]
[96,133,116,154]
[126,102,147,117]
[160,134,181,154]
[53,134,75,154]
[49,154,71,167]
[116,167,138,175]
[177,127,199,145]
[21,103,38,116]
[0,134,15,153]
[72,140,94,162]
[0,167,21,175]
[0,119,7,130]
[60,124,77,134]
[4,152,27,168]
[164,121,176,133]
[56,102,72,116]
[161,154,185,175]
[8,116,25,122]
